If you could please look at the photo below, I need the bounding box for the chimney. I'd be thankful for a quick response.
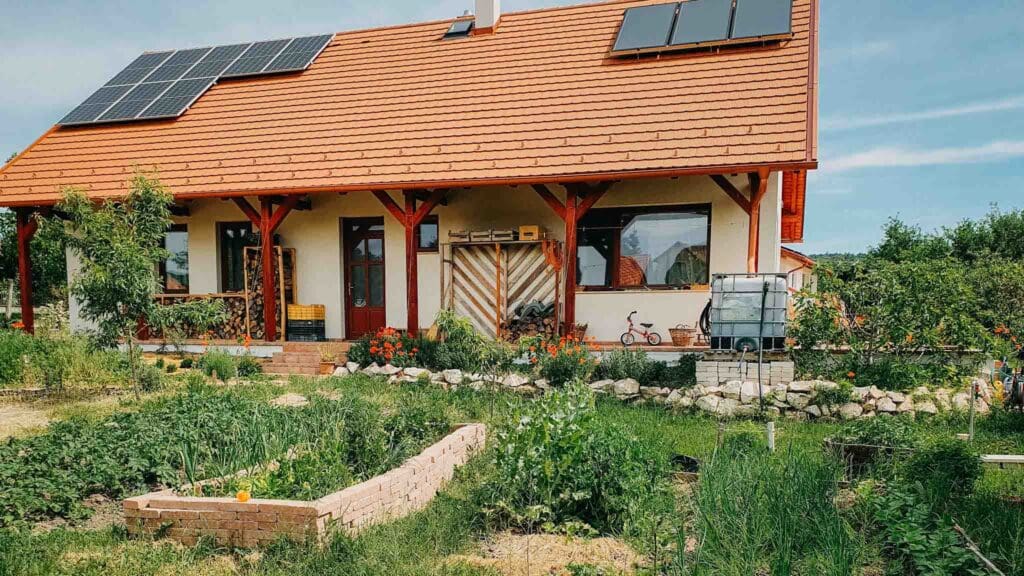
[475,0,500,32]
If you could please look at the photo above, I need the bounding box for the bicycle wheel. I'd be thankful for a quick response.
[620,332,636,346]
[647,332,663,346]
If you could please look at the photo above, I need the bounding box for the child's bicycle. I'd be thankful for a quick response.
[620,311,662,346]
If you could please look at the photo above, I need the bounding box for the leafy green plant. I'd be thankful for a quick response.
[868,485,983,575]
[179,357,194,369]
[815,380,854,407]
[197,350,237,382]
[835,413,918,448]
[594,347,669,386]
[237,354,263,378]
[165,362,178,374]
[521,333,596,386]
[481,383,668,534]
[904,439,982,503]
[0,328,34,385]
[429,310,488,372]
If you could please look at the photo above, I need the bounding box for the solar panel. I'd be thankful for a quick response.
[612,3,679,52]
[142,47,213,82]
[221,39,291,77]
[104,51,174,86]
[670,0,733,46]
[58,33,334,126]
[138,77,216,119]
[97,81,174,122]
[731,0,792,40]
[263,34,334,73]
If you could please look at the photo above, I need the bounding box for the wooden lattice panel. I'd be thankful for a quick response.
[504,244,557,316]
[451,244,501,337]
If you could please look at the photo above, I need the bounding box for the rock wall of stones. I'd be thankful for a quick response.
[335,361,993,421]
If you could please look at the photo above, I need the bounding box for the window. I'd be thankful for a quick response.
[160,224,189,293]
[219,222,257,292]
[576,204,710,289]
[443,19,474,39]
[416,215,439,252]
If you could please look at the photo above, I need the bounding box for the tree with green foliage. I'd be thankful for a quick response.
[54,173,225,391]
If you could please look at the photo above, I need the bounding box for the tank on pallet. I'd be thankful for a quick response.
[709,273,788,352]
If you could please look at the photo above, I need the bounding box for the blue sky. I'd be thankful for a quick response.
[2,0,1022,254]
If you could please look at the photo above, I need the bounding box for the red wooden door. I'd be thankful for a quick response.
[344,218,386,339]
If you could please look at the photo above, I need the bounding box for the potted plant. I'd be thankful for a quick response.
[318,344,336,375]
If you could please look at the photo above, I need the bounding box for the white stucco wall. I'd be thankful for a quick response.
[69,174,784,342]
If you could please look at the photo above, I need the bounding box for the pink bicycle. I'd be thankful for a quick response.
[620,311,662,346]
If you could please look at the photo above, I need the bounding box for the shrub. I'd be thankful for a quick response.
[155,357,165,369]
[816,380,854,407]
[904,439,982,502]
[835,416,918,448]
[137,362,164,392]
[179,357,194,369]
[165,362,178,374]
[482,384,668,534]
[429,310,488,372]
[197,350,237,382]
[0,329,36,385]
[593,347,667,385]
[237,354,263,378]
[348,327,423,368]
[521,334,596,387]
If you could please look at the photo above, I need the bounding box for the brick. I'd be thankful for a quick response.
[256,500,317,517]
[220,520,259,531]
[199,510,238,521]
[161,510,201,521]
[127,508,162,519]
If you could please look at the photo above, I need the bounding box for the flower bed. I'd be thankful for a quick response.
[124,423,486,547]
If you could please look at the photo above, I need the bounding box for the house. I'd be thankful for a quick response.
[781,246,815,293]
[0,0,818,345]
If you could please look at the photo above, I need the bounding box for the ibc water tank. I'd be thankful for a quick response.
[709,273,788,352]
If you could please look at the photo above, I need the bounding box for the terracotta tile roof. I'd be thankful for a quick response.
[0,0,818,206]
[781,169,807,242]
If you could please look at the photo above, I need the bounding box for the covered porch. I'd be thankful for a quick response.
[23,169,806,345]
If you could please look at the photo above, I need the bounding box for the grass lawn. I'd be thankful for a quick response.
[3,374,1024,575]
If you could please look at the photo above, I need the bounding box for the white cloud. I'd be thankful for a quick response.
[822,95,1024,132]
[824,140,1024,174]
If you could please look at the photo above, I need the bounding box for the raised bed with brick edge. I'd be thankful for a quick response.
[123,423,486,547]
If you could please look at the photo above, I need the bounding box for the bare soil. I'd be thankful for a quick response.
[449,531,644,576]
[0,402,50,439]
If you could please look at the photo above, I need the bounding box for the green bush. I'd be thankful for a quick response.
[154,357,165,369]
[179,357,194,369]
[429,310,489,372]
[904,439,982,502]
[481,383,668,534]
[165,362,178,374]
[521,334,596,387]
[593,347,664,384]
[237,354,263,378]
[137,362,164,392]
[815,380,854,407]
[835,416,918,448]
[0,329,34,385]
[197,350,237,381]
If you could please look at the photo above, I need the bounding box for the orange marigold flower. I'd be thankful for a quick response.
[531,357,538,364]
[847,371,856,379]
[395,341,403,349]
[369,346,379,354]
[529,346,536,353]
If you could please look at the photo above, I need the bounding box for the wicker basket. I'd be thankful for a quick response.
[287,304,325,321]
[668,324,696,346]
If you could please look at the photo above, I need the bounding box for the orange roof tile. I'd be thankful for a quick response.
[0,0,818,206]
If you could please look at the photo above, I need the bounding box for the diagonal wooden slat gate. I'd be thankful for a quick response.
[445,241,561,338]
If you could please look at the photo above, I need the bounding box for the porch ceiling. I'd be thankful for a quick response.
[0,0,818,208]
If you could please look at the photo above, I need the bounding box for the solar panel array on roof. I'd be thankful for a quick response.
[58,34,334,127]
[613,0,793,55]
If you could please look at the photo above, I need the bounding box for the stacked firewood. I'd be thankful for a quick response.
[502,300,557,341]
[154,295,247,339]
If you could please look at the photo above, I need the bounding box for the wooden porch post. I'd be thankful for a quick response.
[233,196,301,341]
[747,170,770,273]
[15,208,38,334]
[372,189,446,335]
[532,182,610,333]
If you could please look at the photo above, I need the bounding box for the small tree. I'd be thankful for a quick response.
[56,173,224,391]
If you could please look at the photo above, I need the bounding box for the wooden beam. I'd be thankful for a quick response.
[410,189,446,227]
[372,190,407,225]
[15,208,37,334]
[532,184,566,221]
[747,169,771,273]
[266,194,301,234]
[403,191,419,335]
[710,175,751,214]
[575,181,612,219]
[269,195,312,211]
[563,187,579,333]
[260,198,279,341]
[413,189,448,206]
[231,197,261,227]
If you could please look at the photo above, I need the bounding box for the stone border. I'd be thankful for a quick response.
[124,423,486,547]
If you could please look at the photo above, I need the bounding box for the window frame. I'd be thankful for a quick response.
[576,203,712,291]
[415,215,440,253]
[159,223,190,294]
[218,221,256,293]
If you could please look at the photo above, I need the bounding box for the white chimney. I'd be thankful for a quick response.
[475,0,500,31]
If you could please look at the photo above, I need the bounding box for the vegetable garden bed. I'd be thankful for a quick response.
[124,423,485,547]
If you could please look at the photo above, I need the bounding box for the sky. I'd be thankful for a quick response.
[1,0,1023,254]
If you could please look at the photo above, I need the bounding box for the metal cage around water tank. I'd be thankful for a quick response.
[709,273,789,352]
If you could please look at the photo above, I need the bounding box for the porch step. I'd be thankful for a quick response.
[262,342,350,376]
